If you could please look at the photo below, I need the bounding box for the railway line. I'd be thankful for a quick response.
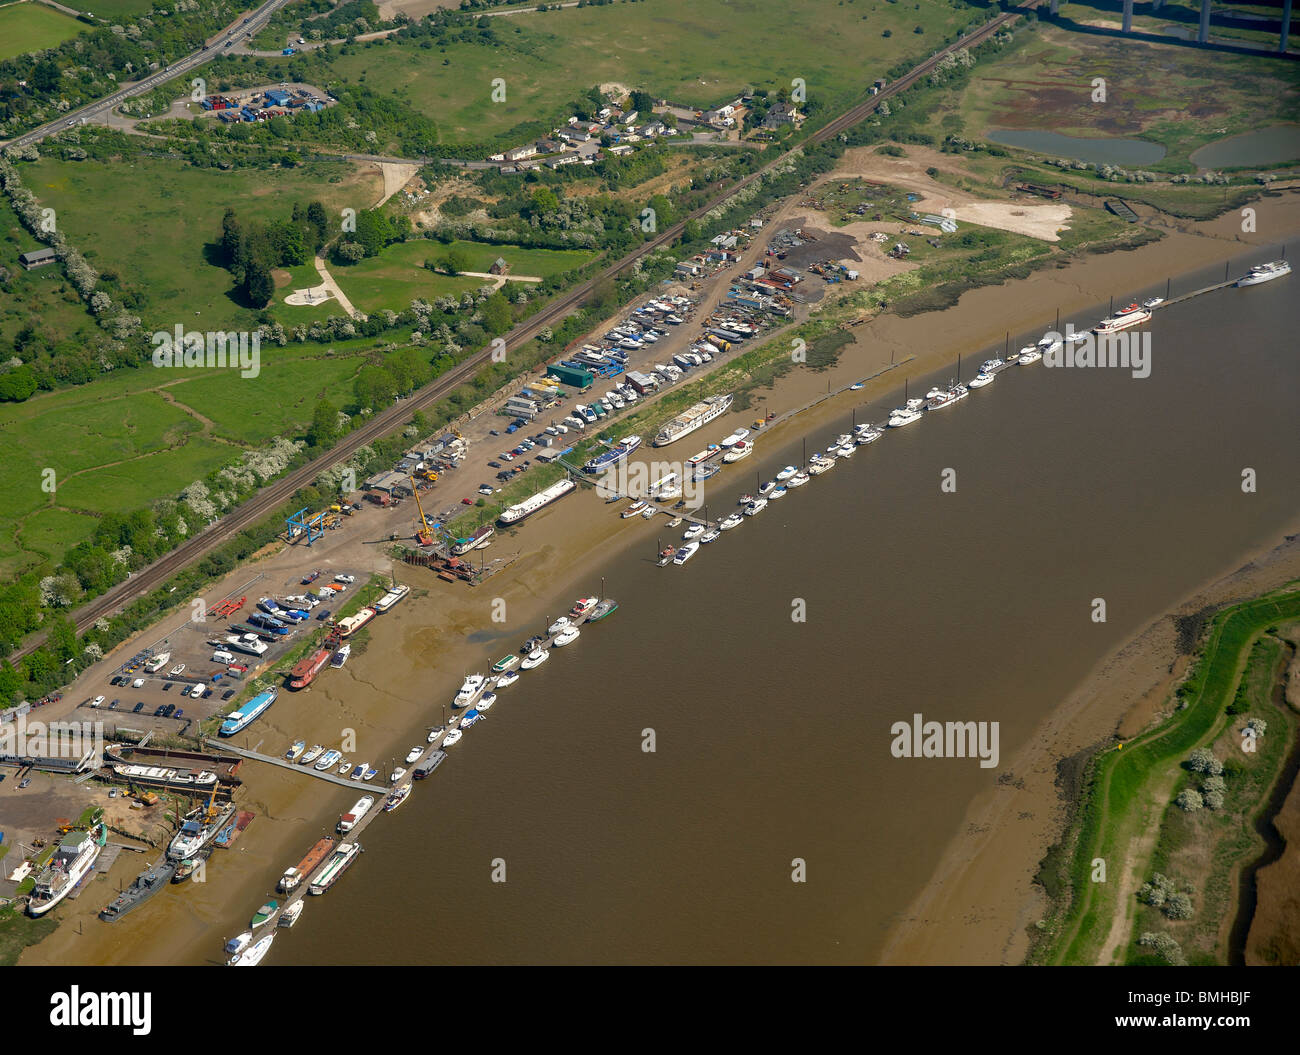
[10,2,1038,662]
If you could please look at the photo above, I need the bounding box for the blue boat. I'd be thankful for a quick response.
[461,708,484,728]
[583,435,642,474]
[219,688,278,737]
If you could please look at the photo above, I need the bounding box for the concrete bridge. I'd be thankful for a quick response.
[1047,0,1293,52]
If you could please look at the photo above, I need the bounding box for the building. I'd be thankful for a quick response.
[504,144,538,162]
[545,154,580,169]
[264,89,292,106]
[547,363,594,390]
[489,257,510,276]
[762,101,802,128]
[18,248,55,270]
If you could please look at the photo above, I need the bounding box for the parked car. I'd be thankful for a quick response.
[162,682,173,692]
[479,485,494,495]
[108,700,119,710]
[174,709,184,719]
[153,705,166,717]
[132,702,145,714]
[162,704,176,718]
[132,678,145,688]
[202,688,213,699]
[500,452,514,461]
[489,429,500,436]
[335,574,355,583]
[90,695,105,708]
[222,689,236,701]
[316,609,332,621]
[488,461,501,469]
[461,497,474,505]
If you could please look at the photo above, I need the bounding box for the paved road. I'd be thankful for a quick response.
[9,3,1040,662]
[3,0,299,149]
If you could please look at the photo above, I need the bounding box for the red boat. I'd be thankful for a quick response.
[288,647,332,690]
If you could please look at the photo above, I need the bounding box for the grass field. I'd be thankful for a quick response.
[0,344,377,577]
[928,13,1300,170]
[311,0,973,141]
[24,156,382,333]
[0,198,97,351]
[0,2,82,61]
[333,238,595,313]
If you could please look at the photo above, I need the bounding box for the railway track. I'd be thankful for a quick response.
[11,3,1037,662]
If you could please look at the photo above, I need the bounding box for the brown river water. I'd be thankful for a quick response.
[27,231,1300,966]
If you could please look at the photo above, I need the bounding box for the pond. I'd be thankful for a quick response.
[1189,125,1300,169]
[985,128,1167,166]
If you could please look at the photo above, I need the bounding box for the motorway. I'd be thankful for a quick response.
[9,2,1039,661]
[3,0,297,150]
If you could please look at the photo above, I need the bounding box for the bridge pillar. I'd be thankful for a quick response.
[1122,0,1133,31]
[1198,0,1211,43]
[1281,0,1293,52]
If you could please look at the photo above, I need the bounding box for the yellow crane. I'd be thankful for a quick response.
[408,475,434,546]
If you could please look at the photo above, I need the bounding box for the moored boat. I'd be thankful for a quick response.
[288,647,331,690]
[338,797,373,834]
[495,669,520,687]
[27,822,106,917]
[384,783,412,812]
[553,626,581,646]
[229,933,275,966]
[314,749,341,772]
[279,837,335,893]
[587,598,619,621]
[414,750,447,778]
[441,728,464,747]
[99,858,177,921]
[1237,259,1291,286]
[491,654,520,674]
[219,687,279,737]
[520,648,549,670]
[673,541,700,565]
[719,513,743,530]
[308,842,361,895]
[250,899,279,928]
[278,900,304,928]
[330,644,351,668]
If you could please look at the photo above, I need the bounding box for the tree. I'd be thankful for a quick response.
[0,366,38,402]
[220,208,245,271]
[0,659,21,706]
[1175,789,1203,812]
[308,399,339,448]
[530,186,559,216]
[481,291,512,336]
[244,260,275,308]
[443,247,470,275]
[354,365,396,411]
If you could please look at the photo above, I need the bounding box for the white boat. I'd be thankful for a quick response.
[683,523,705,540]
[621,500,648,518]
[278,901,304,928]
[27,824,105,917]
[1064,330,1089,344]
[832,433,852,448]
[888,399,923,427]
[477,691,497,711]
[520,648,549,670]
[719,513,743,530]
[299,745,323,766]
[744,497,768,516]
[547,615,572,636]
[656,485,682,502]
[1017,345,1042,365]
[455,674,486,706]
[787,471,810,487]
[338,796,373,834]
[441,728,464,747]
[495,670,519,688]
[641,506,656,519]
[720,428,750,447]
[968,371,995,389]
[426,727,443,743]
[284,740,305,762]
[776,465,797,481]
[228,933,274,966]
[499,479,578,526]
[834,443,854,458]
[854,424,882,444]
[389,768,407,783]
[404,747,423,764]
[553,626,581,646]
[1092,303,1151,334]
[1237,260,1290,286]
[673,542,700,565]
[770,485,788,499]
[314,749,341,771]
[722,440,753,463]
[807,456,835,475]
[385,782,412,811]
[330,644,351,668]
[758,481,775,496]
[924,384,967,410]
[700,529,722,543]
[653,394,734,447]
[224,930,253,955]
